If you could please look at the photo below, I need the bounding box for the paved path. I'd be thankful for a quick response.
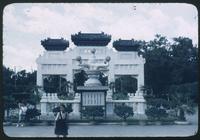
[3,123,198,137]
[3,112,198,137]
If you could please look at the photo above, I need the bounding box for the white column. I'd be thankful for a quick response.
[134,55,146,117]
[132,102,137,114]
[139,64,144,86]
[40,93,48,115]
[68,65,73,82]
[137,65,144,96]
[108,63,114,84]
[41,102,47,115]
[129,93,137,114]
[71,93,80,118]
[72,103,80,117]
[106,102,114,116]
[135,76,140,96]
[37,64,43,87]
[137,102,145,114]
[68,67,75,94]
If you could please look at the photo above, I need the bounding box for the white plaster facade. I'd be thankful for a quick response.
[36,43,146,119]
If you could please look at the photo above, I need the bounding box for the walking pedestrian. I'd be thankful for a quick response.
[16,103,27,127]
[54,104,69,137]
[17,102,22,127]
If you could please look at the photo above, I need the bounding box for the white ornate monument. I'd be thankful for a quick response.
[36,32,146,119]
[76,48,110,118]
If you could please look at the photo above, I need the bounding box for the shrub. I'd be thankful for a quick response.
[145,107,168,121]
[81,106,104,120]
[5,115,18,122]
[114,104,133,121]
[25,108,41,122]
[146,98,171,109]
[112,93,129,100]
[52,104,73,114]
[57,93,74,100]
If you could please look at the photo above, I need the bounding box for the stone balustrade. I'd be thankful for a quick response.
[40,93,81,118]
[40,92,146,119]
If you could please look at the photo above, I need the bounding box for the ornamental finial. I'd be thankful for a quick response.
[91,48,96,54]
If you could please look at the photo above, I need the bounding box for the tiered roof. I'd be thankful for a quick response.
[113,39,140,51]
[41,38,69,51]
[41,34,140,52]
[71,32,111,46]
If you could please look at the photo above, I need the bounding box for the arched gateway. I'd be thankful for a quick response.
[36,32,146,119]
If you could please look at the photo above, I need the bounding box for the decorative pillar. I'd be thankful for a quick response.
[137,64,144,96]
[106,90,112,100]
[137,102,145,114]
[135,66,145,96]
[106,102,114,117]
[131,58,146,117]
[37,64,43,87]
[68,67,73,83]
[72,103,80,117]
[41,102,47,114]
[133,102,137,114]
[40,93,47,115]
[71,93,80,118]
[129,93,137,115]
[135,75,140,96]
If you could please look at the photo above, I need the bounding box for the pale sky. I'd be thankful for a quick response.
[3,3,198,72]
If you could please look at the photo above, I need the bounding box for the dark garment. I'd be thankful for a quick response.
[21,114,26,122]
[55,112,68,136]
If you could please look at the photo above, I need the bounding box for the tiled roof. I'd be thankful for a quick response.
[71,32,111,46]
[41,38,69,51]
[113,39,140,51]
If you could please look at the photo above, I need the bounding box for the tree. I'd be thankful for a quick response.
[170,37,198,84]
[168,83,196,121]
[3,66,17,117]
[27,91,41,106]
[73,70,88,91]
[146,98,171,109]
[114,76,137,97]
[3,95,17,118]
[3,66,40,118]
[141,34,173,97]
[99,72,108,86]
[114,104,133,121]
[109,82,115,93]
[43,75,67,93]
[81,106,104,120]
[31,85,43,105]
[138,35,198,100]
[145,107,168,121]
[145,96,169,121]
[25,108,41,122]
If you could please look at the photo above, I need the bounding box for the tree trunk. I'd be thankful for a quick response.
[179,108,186,121]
